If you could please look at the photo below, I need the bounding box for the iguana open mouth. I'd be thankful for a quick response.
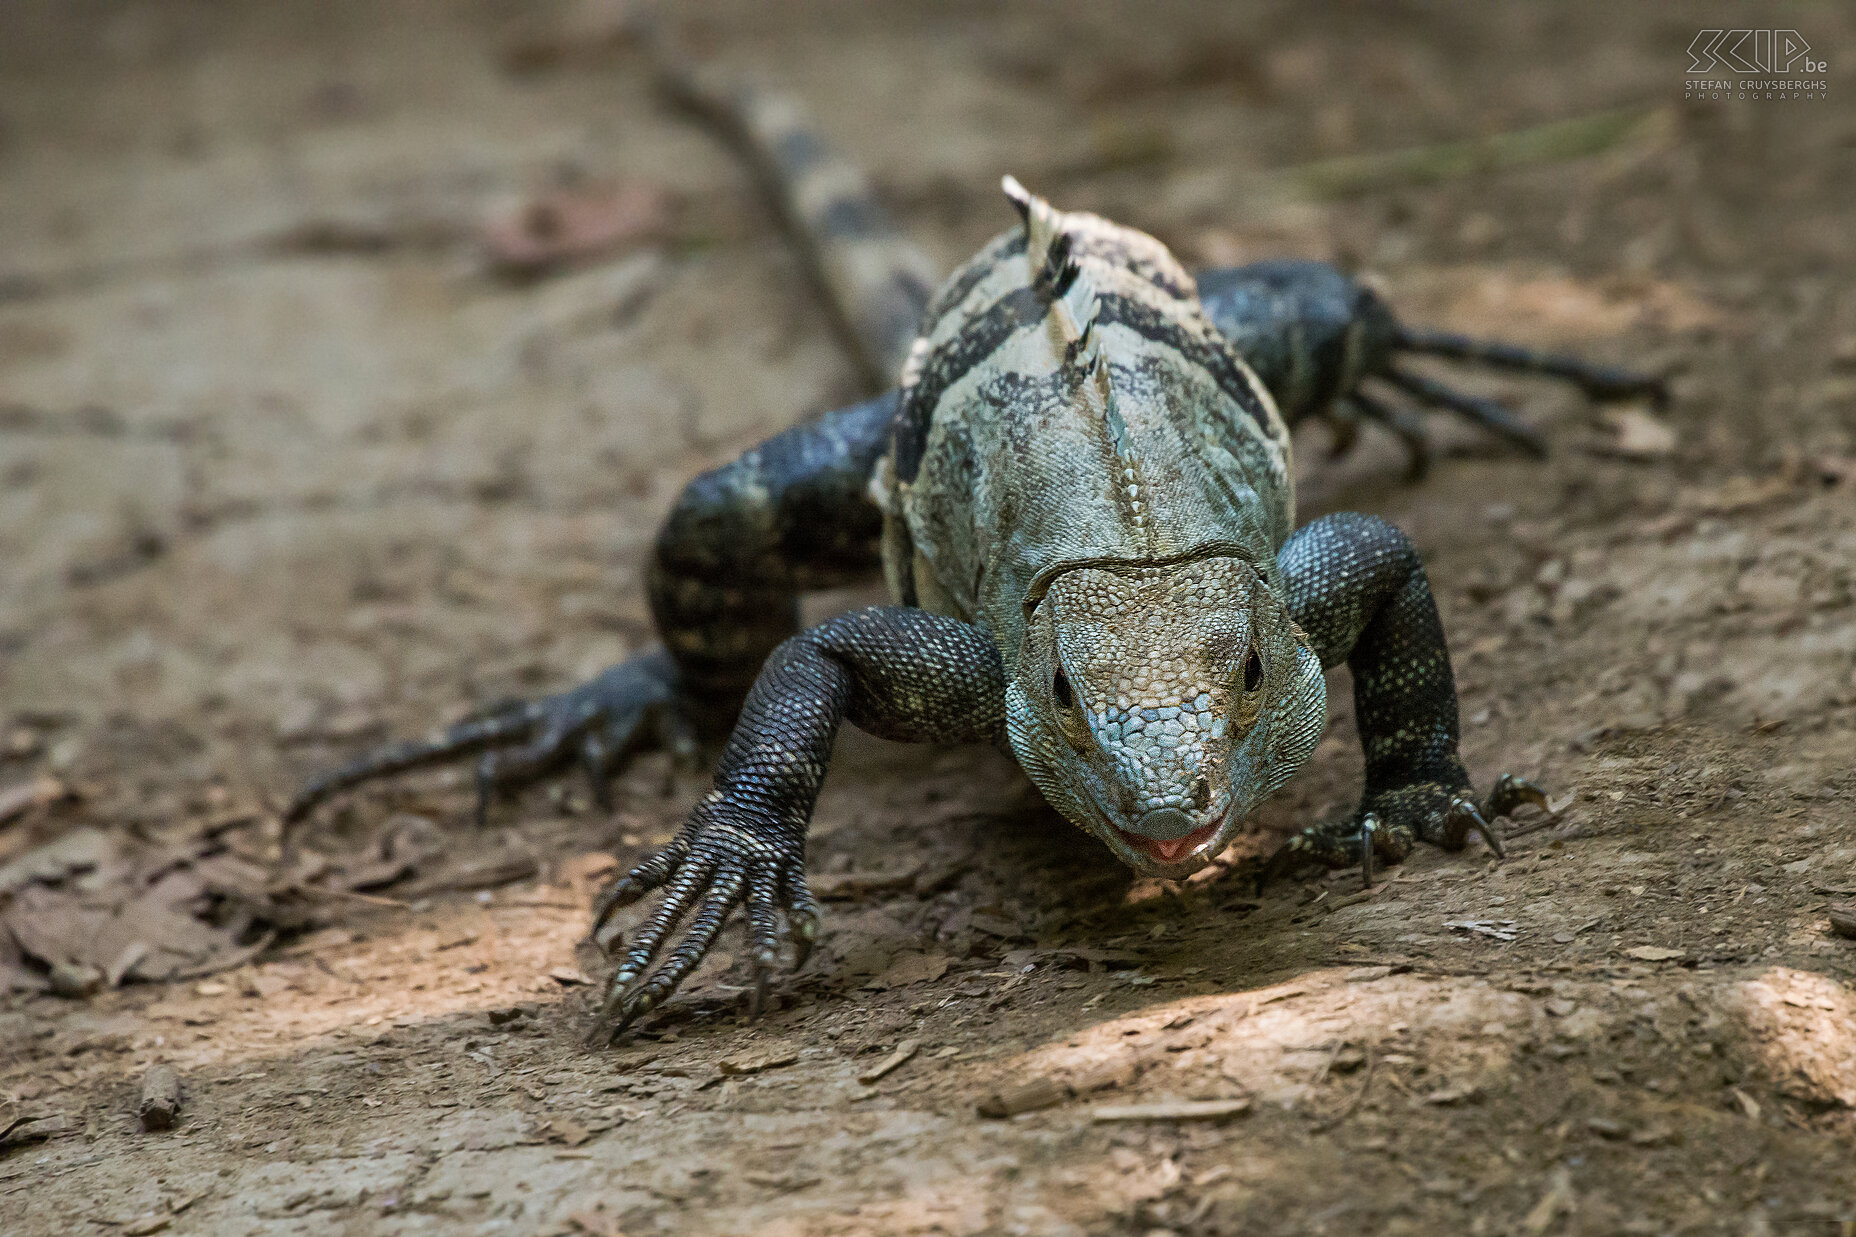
[1119,820,1219,864]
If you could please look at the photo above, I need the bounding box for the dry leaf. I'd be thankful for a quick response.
[0,827,121,894]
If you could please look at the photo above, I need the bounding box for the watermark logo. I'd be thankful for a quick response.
[1685,29,1829,101]
[1687,30,1822,75]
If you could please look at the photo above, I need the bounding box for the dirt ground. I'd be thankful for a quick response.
[3,2,1855,1233]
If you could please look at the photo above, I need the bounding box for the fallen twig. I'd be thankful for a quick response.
[857,1038,920,1086]
[1089,1098,1251,1123]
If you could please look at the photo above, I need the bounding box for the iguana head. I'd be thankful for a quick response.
[1006,556,1327,878]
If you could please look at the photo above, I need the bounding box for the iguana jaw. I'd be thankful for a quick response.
[1103,797,1244,877]
[1118,819,1220,866]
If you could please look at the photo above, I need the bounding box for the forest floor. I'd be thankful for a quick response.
[2,3,1854,1234]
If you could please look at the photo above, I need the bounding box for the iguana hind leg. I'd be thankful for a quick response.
[286,391,898,824]
[1271,512,1547,884]
[1194,259,1665,471]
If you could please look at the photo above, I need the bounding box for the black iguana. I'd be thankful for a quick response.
[286,64,1664,1042]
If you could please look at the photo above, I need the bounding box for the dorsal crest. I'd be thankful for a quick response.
[1001,175,1148,540]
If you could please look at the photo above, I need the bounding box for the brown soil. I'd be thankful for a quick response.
[3,3,1854,1234]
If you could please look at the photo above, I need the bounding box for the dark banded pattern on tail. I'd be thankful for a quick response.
[656,57,939,387]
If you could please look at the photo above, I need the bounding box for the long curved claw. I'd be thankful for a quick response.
[744,867,782,1018]
[599,870,744,1031]
[584,820,814,1045]
[1443,796,1506,860]
[1359,813,1379,890]
[1484,773,1549,821]
[789,915,819,972]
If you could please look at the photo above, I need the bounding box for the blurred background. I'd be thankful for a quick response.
[2,3,1853,1234]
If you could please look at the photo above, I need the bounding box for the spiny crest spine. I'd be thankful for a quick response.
[1000,175,1095,348]
[1000,175,1148,539]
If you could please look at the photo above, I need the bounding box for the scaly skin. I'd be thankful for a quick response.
[285,68,1660,1042]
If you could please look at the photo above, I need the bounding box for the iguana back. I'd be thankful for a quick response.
[877,181,1295,672]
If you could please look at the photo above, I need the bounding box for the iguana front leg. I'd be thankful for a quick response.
[588,605,1005,1042]
[1275,512,1545,881]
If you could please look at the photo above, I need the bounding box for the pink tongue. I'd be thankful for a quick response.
[1151,836,1193,862]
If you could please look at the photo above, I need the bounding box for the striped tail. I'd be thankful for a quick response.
[654,51,940,388]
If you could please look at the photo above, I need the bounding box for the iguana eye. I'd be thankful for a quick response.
[1235,646,1265,730]
[1053,667,1075,709]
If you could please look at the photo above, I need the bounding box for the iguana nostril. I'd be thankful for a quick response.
[1130,806,1198,841]
[1191,777,1211,809]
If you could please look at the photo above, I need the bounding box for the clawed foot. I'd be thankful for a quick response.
[1328,325,1667,479]
[284,647,697,826]
[585,811,817,1045]
[1272,773,1549,889]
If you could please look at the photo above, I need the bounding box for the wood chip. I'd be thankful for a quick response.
[976,1076,1068,1118]
[1622,945,1684,962]
[857,1038,920,1086]
[139,1065,182,1132]
[1088,1097,1250,1123]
